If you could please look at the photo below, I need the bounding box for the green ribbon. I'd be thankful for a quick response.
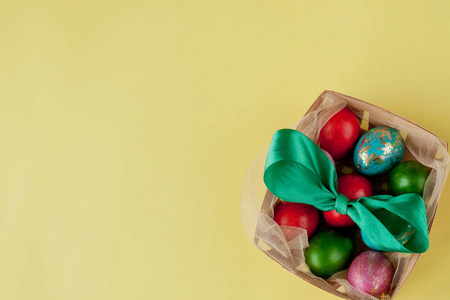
[264,129,429,253]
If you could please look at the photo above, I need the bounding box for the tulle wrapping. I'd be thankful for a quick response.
[241,91,449,300]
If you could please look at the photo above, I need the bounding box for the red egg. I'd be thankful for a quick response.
[319,107,360,159]
[323,174,373,227]
[273,202,319,240]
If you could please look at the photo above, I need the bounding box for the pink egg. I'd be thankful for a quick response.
[321,148,336,167]
[348,251,395,297]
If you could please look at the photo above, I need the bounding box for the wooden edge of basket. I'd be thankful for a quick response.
[255,190,350,299]
[319,90,449,151]
[260,247,350,300]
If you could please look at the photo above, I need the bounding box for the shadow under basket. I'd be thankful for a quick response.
[241,90,449,300]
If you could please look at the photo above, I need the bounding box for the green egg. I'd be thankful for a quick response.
[304,230,353,279]
[388,161,430,196]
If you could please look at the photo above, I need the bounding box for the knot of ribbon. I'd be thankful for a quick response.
[263,129,429,253]
[335,194,349,215]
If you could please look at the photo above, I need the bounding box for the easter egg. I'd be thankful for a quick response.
[319,108,360,160]
[304,230,353,278]
[353,126,405,176]
[321,148,336,167]
[396,223,415,245]
[323,174,372,227]
[361,223,415,250]
[348,251,395,297]
[273,202,319,240]
[360,230,381,251]
[388,161,430,196]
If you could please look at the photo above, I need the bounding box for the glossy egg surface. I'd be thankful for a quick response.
[353,126,404,175]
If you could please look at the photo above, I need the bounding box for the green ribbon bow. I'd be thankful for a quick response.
[264,129,429,253]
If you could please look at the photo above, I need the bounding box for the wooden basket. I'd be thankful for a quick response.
[251,90,449,299]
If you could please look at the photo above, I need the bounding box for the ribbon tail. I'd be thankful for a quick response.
[348,194,429,253]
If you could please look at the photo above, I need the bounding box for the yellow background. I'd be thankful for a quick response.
[1,1,450,299]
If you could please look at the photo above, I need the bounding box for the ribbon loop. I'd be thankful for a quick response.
[335,193,349,215]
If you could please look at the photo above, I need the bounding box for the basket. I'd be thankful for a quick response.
[241,90,449,299]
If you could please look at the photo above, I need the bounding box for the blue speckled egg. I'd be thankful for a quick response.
[361,230,381,251]
[353,126,405,176]
[361,224,415,250]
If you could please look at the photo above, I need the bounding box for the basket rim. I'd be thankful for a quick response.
[317,90,448,151]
